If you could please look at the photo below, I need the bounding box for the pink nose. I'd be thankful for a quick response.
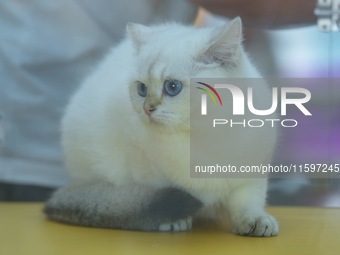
[144,105,156,117]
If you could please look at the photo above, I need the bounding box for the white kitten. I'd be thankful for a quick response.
[45,18,278,236]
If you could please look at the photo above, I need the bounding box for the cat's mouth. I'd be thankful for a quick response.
[143,113,173,128]
[143,114,189,133]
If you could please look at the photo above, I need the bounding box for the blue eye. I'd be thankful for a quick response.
[137,81,147,97]
[164,80,183,96]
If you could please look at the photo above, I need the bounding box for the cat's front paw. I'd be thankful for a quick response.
[158,217,192,232]
[232,213,278,237]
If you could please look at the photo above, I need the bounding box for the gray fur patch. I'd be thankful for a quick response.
[44,182,202,231]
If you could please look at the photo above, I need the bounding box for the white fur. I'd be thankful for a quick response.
[62,19,278,236]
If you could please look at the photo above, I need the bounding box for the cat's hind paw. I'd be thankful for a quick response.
[158,217,192,232]
[233,213,279,237]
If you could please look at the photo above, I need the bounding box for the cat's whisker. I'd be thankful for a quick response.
[169,115,190,130]
[168,123,183,151]
[168,123,176,136]
[170,123,182,139]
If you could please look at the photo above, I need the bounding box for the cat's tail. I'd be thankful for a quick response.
[44,181,202,232]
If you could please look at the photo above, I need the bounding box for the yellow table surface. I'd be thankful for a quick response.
[0,203,339,255]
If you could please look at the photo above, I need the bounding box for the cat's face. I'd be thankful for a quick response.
[129,59,191,132]
[128,19,242,132]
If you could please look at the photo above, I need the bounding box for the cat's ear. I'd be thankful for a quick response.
[126,23,151,51]
[198,17,243,66]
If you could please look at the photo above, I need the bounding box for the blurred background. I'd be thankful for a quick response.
[0,0,339,206]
